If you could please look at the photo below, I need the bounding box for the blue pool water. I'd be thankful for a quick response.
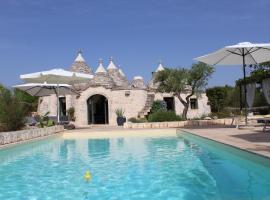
[0,133,270,200]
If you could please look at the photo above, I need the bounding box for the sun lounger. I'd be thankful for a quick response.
[257,118,270,132]
[234,115,268,130]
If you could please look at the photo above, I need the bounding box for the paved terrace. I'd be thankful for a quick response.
[182,128,270,159]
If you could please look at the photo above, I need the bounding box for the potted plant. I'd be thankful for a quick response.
[67,107,75,121]
[115,108,126,126]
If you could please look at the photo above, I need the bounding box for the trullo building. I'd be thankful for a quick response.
[38,51,210,126]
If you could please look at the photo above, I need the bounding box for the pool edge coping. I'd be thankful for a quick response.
[177,129,270,160]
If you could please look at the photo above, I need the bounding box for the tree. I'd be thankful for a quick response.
[251,61,270,73]
[237,62,270,85]
[154,62,214,119]
[0,85,27,131]
[206,85,234,112]
[14,88,39,114]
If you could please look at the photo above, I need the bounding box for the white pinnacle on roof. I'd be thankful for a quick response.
[74,50,85,62]
[155,61,165,72]
[133,76,143,80]
[119,68,125,77]
[95,59,107,73]
[107,57,117,70]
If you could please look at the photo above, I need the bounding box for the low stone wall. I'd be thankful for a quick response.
[124,118,234,129]
[0,126,64,146]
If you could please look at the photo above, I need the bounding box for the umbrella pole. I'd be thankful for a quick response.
[242,54,248,125]
[57,85,60,124]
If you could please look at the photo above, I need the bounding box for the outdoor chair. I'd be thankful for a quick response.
[256,115,270,132]
[25,116,38,126]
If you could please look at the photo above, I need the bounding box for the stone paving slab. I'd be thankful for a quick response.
[181,128,270,159]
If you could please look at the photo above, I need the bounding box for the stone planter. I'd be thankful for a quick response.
[117,117,126,126]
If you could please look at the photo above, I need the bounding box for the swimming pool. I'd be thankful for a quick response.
[0,131,270,200]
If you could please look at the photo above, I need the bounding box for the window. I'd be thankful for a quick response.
[59,97,67,117]
[190,98,198,109]
[163,97,175,111]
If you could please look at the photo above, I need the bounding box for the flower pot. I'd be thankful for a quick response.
[117,117,126,126]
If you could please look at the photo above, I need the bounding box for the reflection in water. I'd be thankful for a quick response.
[0,137,61,166]
[60,140,76,160]
[88,139,110,157]
[1,136,270,200]
[117,138,124,148]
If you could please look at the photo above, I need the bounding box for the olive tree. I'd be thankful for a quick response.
[154,62,214,119]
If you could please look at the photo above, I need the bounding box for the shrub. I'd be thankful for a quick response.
[150,100,167,113]
[14,88,38,114]
[128,117,148,123]
[47,119,55,127]
[67,107,75,121]
[148,111,182,122]
[115,108,125,117]
[35,112,46,127]
[0,85,27,131]
[190,114,210,120]
[35,112,55,128]
[209,110,232,119]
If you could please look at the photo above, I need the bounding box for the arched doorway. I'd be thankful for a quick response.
[87,94,109,124]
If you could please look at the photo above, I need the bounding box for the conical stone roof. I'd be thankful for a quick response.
[87,59,115,89]
[95,59,107,74]
[106,58,129,87]
[89,73,115,89]
[119,69,125,77]
[155,61,165,72]
[131,76,146,89]
[117,68,129,87]
[149,61,165,89]
[107,57,118,71]
[70,51,93,74]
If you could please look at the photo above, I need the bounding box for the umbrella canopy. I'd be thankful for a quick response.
[195,42,270,124]
[13,83,79,97]
[20,68,93,84]
[14,83,79,123]
[195,42,270,65]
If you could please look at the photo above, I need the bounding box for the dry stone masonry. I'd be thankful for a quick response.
[0,126,64,146]
[38,51,211,126]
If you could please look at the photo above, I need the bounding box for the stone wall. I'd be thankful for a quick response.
[0,126,64,146]
[154,93,211,118]
[124,119,234,129]
[38,95,57,116]
[75,87,147,126]
[37,86,211,126]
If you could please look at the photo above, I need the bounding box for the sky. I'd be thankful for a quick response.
[0,0,270,87]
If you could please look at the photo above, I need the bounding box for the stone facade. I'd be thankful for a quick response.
[37,52,211,126]
[154,93,210,119]
[74,87,147,126]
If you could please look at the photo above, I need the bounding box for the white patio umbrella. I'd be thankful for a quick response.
[195,42,270,124]
[20,68,93,84]
[13,83,80,123]
[20,68,93,123]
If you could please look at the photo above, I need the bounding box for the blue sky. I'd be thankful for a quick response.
[1,0,270,87]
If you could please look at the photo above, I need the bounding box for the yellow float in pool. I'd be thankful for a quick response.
[84,170,92,182]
